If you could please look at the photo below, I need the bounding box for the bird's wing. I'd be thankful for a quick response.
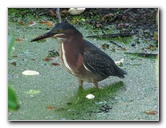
[83,40,118,77]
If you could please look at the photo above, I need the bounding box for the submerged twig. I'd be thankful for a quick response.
[110,40,123,48]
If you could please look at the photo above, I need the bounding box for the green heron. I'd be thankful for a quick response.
[31,22,127,88]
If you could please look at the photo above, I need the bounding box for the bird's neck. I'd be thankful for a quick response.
[61,34,83,47]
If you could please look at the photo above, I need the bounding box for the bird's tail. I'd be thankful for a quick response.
[116,67,127,78]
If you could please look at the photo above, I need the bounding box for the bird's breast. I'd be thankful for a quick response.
[59,41,85,75]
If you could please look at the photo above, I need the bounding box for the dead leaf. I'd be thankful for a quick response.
[117,23,129,29]
[47,105,55,110]
[49,9,56,16]
[12,55,18,58]
[121,47,127,51]
[16,38,23,42]
[43,57,53,61]
[22,70,39,75]
[154,31,158,41]
[146,44,155,51]
[19,21,27,25]
[38,21,54,27]
[51,62,60,66]
[29,21,36,27]
[101,13,114,21]
[11,62,16,66]
[45,21,54,27]
[144,110,158,115]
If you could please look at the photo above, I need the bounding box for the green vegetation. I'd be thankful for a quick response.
[8,35,19,111]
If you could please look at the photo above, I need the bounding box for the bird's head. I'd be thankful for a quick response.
[31,22,82,42]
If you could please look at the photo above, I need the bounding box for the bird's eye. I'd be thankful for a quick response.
[58,29,63,33]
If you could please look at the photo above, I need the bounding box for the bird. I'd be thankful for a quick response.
[31,22,127,88]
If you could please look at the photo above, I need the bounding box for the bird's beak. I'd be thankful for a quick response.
[31,31,56,42]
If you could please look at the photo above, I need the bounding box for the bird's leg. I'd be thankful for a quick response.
[78,78,83,87]
[93,81,99,88]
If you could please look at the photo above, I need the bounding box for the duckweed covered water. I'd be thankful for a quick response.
[8,9,159,121]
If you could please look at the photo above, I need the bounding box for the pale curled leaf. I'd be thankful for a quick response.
[22,70,39,75]
[68,8,85,15]
[86,94,95,99]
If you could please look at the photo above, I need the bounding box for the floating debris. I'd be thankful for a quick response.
[100,43,109,50]
[48,50,59,57]
[24,90,41,95]
[115,59,124,66]
[99,104,112,113]
[131,42,136,47]
[95,101,107,105]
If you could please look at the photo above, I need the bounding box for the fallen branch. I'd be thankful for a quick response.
[86,32,134,38]
[124,52,158,58]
